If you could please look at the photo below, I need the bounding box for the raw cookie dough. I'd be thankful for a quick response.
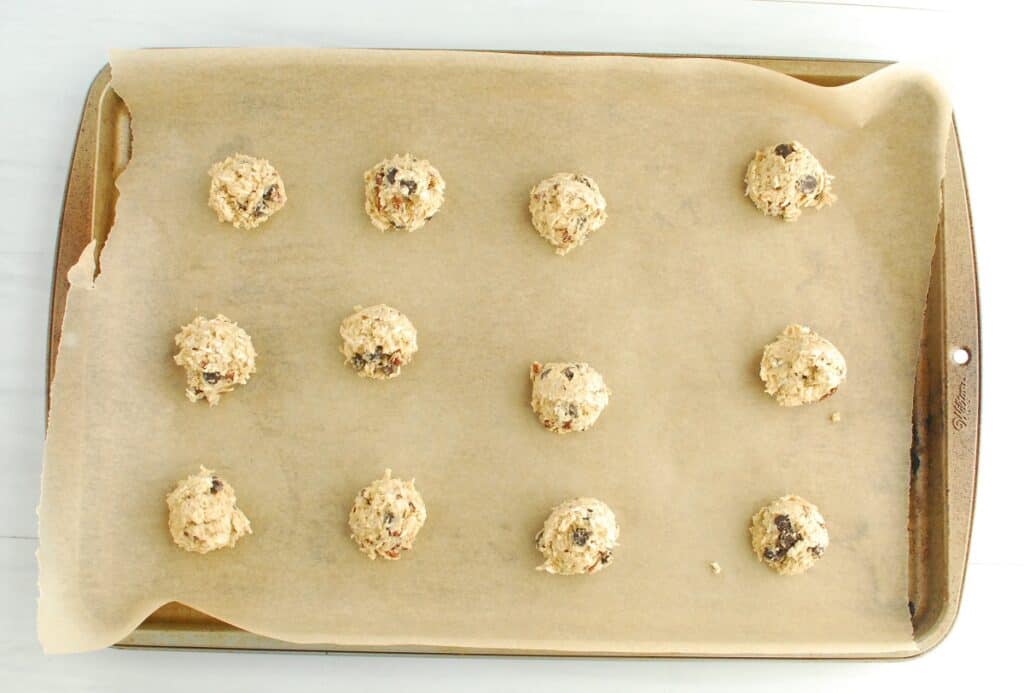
[173,314,257,406]
[348,469,427,560]
[529,172,608,255]
[759,324,847,407]
[536,497,619,575]
[750,495,829,575]
[166,466,252,554]
[339,304,418,379]
[744,141,835,221]
[363,153,445,232]
[529,361,610,433]
[207,154,287,229]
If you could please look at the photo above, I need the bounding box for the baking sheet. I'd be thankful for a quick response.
[39,49,949,655]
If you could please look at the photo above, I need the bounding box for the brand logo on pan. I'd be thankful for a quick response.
[952,377,970,431]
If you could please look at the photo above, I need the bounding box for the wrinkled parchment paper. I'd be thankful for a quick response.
[39,49,949,655]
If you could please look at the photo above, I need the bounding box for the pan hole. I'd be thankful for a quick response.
[951,348,970,366]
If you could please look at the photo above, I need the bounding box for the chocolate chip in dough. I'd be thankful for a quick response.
[798,174,819,194]
[572,527,591,546]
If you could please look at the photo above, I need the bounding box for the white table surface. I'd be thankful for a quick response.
[2,1,1020,690]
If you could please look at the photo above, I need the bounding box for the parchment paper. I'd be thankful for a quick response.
[39,49,950,654]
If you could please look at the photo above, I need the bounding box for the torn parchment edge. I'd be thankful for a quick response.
[39,239,92,652]
[45,238,97,436]
[39,55,140,650]
[91,65,133,281]
[47,52,139,418]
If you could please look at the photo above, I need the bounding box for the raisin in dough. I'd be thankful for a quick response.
[759,324,846,407]
[529,361,610,433]
[339,304,418,379]
[529,172,608,255]
[536,497,619,575]
[750,495,829,575]
[348,469,427,560]
[744,142,835,221]
[207,154,287,229]
[167,466,252,554]
[364,154,445,232]
[173,315,257,406]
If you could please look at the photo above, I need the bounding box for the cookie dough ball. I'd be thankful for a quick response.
[348,469,427,560]
[529,361,610,433]
[207,154,287,229]
[173,314,257,406]
[364,154,445,232]
[339,304,418,379]
[167,466,252,554]
[760,324,846,407]
[744,141,835,221]
[750,495,829,575]
[536,497,619,575]
[529,172,608,255]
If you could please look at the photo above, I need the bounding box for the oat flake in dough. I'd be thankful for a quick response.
[759,324,846,407]
[529,172,608,255]
[207,154,287,229]
[348,469,427,560]
[364,153,446,232]
[530,361,610,433]
[339,304,418,379]
[750,495,829,575]
[744,141,835,221]
[167,466,252,554]
[536,497,619,575]
[173,314,257,406]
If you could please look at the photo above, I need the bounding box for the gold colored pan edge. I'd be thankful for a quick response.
[46,53,979,659]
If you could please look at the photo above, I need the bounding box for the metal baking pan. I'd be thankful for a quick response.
[48,55,980,657]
